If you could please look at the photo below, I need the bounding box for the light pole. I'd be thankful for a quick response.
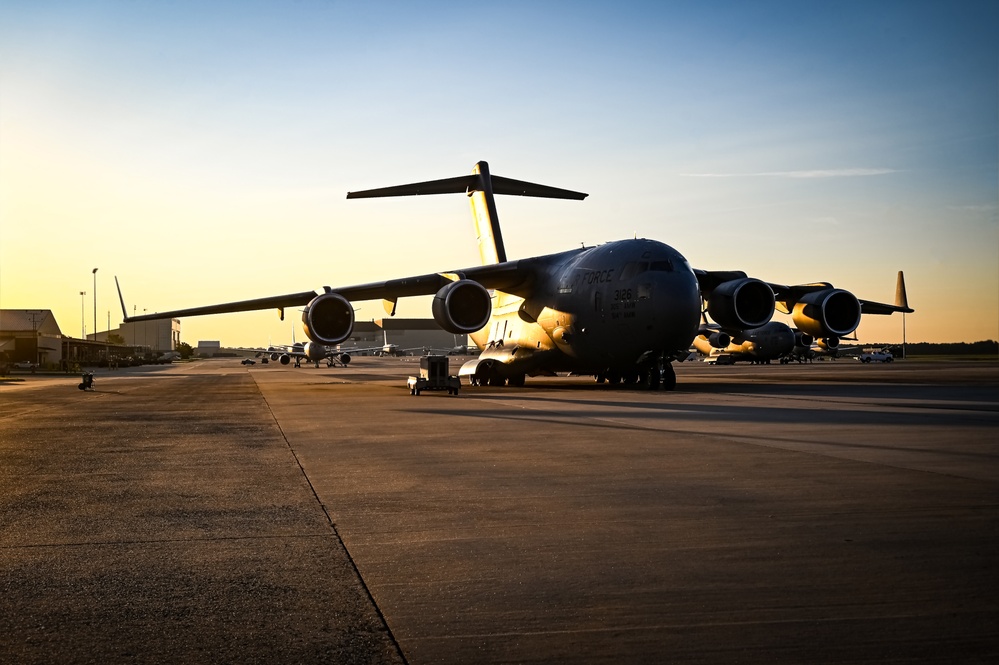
[80,291,86,338]
[92,268,98,341]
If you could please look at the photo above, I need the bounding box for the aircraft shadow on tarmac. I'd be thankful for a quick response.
[457,377,996,406]
[411,392,997,429]
[400,401,997,461]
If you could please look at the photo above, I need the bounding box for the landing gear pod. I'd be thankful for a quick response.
[302,292,354,345]
[432,280,492,334]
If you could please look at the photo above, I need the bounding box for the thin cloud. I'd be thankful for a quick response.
[948,204,997,213]
[679,168,899,178]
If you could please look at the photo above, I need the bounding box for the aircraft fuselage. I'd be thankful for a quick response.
[471,239,701,376]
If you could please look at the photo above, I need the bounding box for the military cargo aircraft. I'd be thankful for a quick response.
[119,161,913,390]
[693,320,797,365]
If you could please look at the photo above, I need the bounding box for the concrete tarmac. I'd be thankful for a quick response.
[2,358,997,663]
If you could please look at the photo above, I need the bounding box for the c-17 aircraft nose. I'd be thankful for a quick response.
[581,239,701,359]
[657,256,702,351]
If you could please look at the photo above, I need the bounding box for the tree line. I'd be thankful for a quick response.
[896,341,998,356]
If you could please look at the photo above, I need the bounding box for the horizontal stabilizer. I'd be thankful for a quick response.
[490,175,588,200]
[347,175,475,199]
[347,165,587,200]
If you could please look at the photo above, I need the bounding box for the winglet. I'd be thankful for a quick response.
[114,276,130,322]
[895,271,909,310]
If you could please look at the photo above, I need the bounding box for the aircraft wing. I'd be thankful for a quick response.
[855,299,914,315]
[768,284,914,315]
[121,291,319,322]
[121,251,577,324]
[694,271,914,317]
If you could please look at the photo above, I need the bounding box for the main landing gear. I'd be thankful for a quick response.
[594,358,676,391]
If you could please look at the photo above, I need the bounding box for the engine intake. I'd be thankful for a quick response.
[302,292,354,345]
[707,278,775,330]
[792,289,861,338]
[432,280,492,334]
[698,327,731,349]
[818,336,840,351]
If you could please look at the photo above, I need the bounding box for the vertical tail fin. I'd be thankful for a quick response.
[114,276,130,322]
[468,161,507,265]
[895,271,909,309]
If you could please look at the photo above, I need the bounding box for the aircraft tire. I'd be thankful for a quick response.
[645,370,661,391]
[662,363,677,391]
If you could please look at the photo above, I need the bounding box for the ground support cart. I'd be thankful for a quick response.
[408,355,461,396]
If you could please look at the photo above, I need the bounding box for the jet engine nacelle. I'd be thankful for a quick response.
[794,331,814,348]
[817,336,840,351]
[791,289,861,338]
[279,354,291,365]
[432,280,492,334]
[302,292,355,345]
[706,278,775,330]
[698,328,731,349]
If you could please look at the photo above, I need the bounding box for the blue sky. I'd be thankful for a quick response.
[1,0,996,346]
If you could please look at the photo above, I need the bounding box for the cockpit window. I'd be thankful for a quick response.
[649,259,674,272]
[619,261,648,281]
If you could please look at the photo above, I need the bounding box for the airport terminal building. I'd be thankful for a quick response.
[0,310,65,366]
[2,307,464,368]
[92,318,181,354]
[1,309,180,369]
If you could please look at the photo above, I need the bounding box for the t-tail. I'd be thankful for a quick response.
[346,160,587,266]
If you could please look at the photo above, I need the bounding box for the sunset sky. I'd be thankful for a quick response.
[1,1,996,347]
